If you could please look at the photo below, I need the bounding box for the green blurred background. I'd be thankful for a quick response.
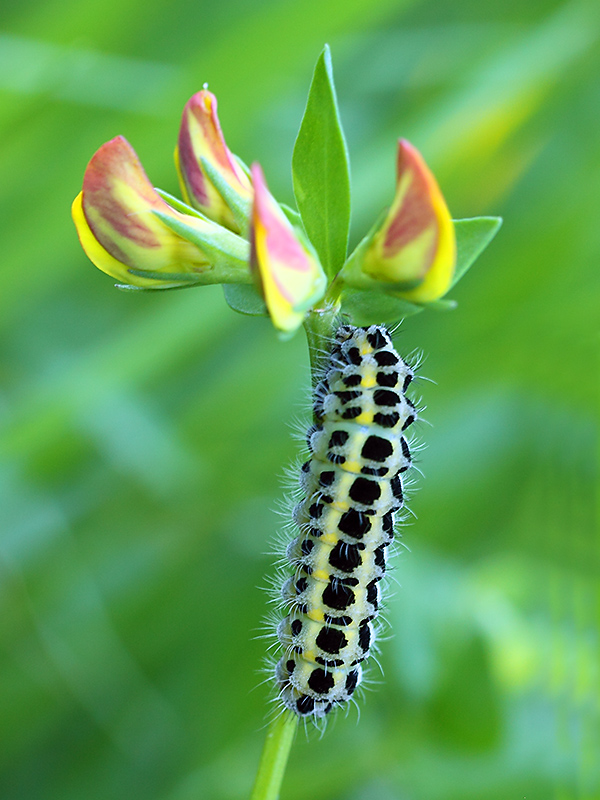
[0,0,598,798]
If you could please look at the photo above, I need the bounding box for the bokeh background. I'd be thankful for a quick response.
[0,0,598,798]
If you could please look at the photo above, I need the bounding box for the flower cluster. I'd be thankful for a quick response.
[73,85,457,335]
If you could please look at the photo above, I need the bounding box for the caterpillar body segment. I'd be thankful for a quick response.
[274,324,418,719]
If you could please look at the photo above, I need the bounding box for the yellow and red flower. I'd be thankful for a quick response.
[72,135,248,289]
[175,89,252,232]
[249,164,326,334]
[360,139,456,303]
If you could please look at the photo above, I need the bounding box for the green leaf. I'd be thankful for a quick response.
[292,44,351,279]
[222,283,268,316]
[341,287,424,326]
[452,217,503,289]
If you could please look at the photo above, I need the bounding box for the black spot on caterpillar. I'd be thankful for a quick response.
[274,324,419,719]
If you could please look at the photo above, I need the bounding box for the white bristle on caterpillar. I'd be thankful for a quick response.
[273,323,419,719]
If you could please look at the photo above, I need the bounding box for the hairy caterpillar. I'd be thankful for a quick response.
[274,324,418,719]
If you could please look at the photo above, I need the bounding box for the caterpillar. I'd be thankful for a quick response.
[274,323,418,719]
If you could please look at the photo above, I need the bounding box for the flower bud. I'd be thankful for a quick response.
[175,89,252,232]
[361,139,456,303]
[72,136,248,289]
[249,164,326,334]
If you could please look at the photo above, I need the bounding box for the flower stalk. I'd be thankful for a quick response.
[303,304,341,388]
[249,711,298,800]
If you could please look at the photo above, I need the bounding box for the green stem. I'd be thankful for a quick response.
[249,711,298,800]
[249,306,340,800]
[303,304,340,389]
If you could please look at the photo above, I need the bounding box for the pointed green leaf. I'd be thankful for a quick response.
[452,217,503,289]
[222,283,268,316]
[292,44,350,279]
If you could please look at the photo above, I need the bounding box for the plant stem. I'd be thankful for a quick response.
[303,304,340,388]
[249,306,339,800]
[249,711,298,800]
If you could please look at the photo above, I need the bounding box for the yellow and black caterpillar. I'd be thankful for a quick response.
[275,324,417,718]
